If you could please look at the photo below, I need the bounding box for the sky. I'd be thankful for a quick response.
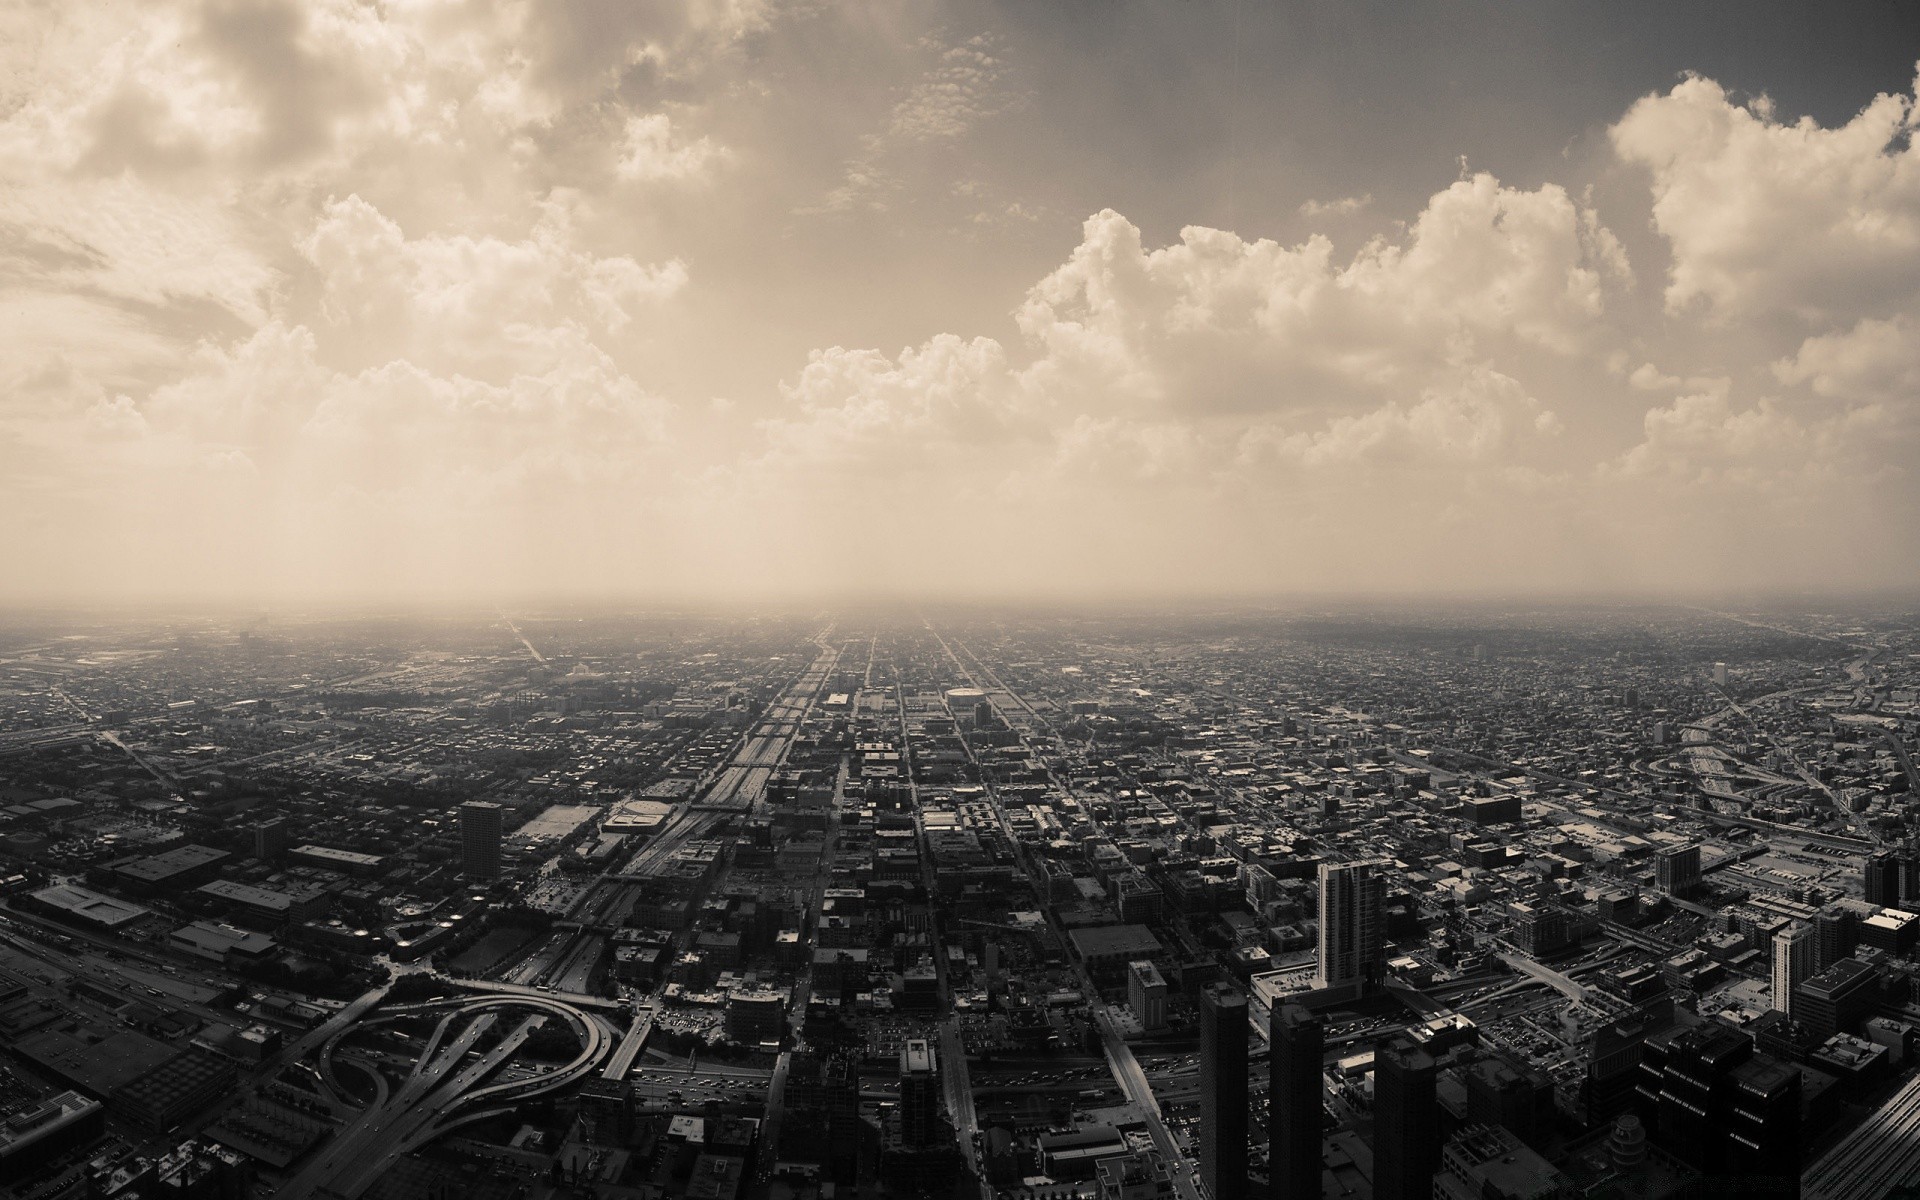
[2,0,1918,605]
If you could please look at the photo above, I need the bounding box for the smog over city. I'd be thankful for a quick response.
[2,3,1919,1200]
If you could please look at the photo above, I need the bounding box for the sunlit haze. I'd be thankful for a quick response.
[4,2,1919,605]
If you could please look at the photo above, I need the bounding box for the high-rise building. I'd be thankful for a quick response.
[1373,1036,1439,1200]
[1632,1024,1799,1184]
[1198,983,1248,1200]
[1813,904,1857,971]
[1771,923,1815,1017]
[251,818,288,862]
[1128,960,1168,1032]
[1269,1004,1324,1200]
[898,1039,941,1148]
[1316,859,1388,991]
[1510,902,1572,957]
[1655,844,1701,899]
[1464,1055,1554,1147]
[826,1052,863,1183]
[1713,662,1729,688]
[1795,958,1879,1042]
[459,801,504,880]
[1899,842,1920,911]
[1866,851,1901,908]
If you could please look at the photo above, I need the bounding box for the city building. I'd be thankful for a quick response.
[168,920,277,965]
[1316,858,1388,992]
[1632,1023,1799,1183]
[1771,922,1815,1017]
[1795,957,1880,1042]
[252,817,289,861]
[1096,1150,1175,1200]
[897,1038,940,1149]
[25,883,150,931]
[287,844,387,877]
[1655,844,1701,899]
[1433,1125,1568,1200]
[104,843,231,896]
[0,1091,105,1175]
[1464,1055,1554,1148]
[1372,1035,1439,1200]
[1197,982,1248,1200]
[195,878,328,927]
[1865,851,1901,908]
[1270,1003,1324,1200]
[460,801,505,880]
[724,990,786,1045]
[1128,959,1168,1032]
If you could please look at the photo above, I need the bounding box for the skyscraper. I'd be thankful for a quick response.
[1270,1003,1324,1200]
[460,801,503,880]
[898,1038,941,1148]
[1655,844,1701,899]
[1317,859,1389,991]
[1128,960,1167,1032]
[1198,982,1248,1200]
[826,1052,864,1184]
[1898,840,1920,911]
[1373,1036,1439,1200]
[1866,851,1901,908]
[251,817,287,862]
[1633,1024,1799,1184]
[1771,923,1815,1017]
[1813,904,1856,971]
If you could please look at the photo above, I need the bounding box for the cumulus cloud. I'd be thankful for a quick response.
[1613,70,1920,324]
[299,195,685,378]
[0,3,1916,601]
[1775,315,1920,403]
[1007,177,1626,419]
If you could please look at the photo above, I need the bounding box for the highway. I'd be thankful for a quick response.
[1092,1006,1205,1200]
[1494,952,1588,1002]
[697,639,840,812]
[280,993,609,1200]
[601,1008,656,1080]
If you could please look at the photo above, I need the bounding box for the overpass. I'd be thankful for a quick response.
[282,992,609,1199]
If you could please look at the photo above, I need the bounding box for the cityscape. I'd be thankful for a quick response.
[6,2,1920,1199]
[0,603,1916,1199]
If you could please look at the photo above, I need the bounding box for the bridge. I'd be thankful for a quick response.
[281,992,609,1199]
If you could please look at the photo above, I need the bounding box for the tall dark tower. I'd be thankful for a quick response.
[1373,1036,1439,1200]
[1865,851,1900,908]
[1270,1003,1324,1200]
[460,801,503,880]
[1198,983,1248,1200]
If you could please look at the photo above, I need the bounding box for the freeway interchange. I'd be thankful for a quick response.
[277,991,610,1200]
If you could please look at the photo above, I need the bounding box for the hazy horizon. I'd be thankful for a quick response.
[5,1,1919,603]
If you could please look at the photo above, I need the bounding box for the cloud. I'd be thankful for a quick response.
[615,112,730,183]
[810,30,1016,215]
[1775,314,1920,403]
[756,176,1609,541]
[299,194,685,379]
[1298,194,1372,218]
[1010,177,1627,418]
[886,34,1010,142]
[1612,69,1920,324]
[1,8,1916,602]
